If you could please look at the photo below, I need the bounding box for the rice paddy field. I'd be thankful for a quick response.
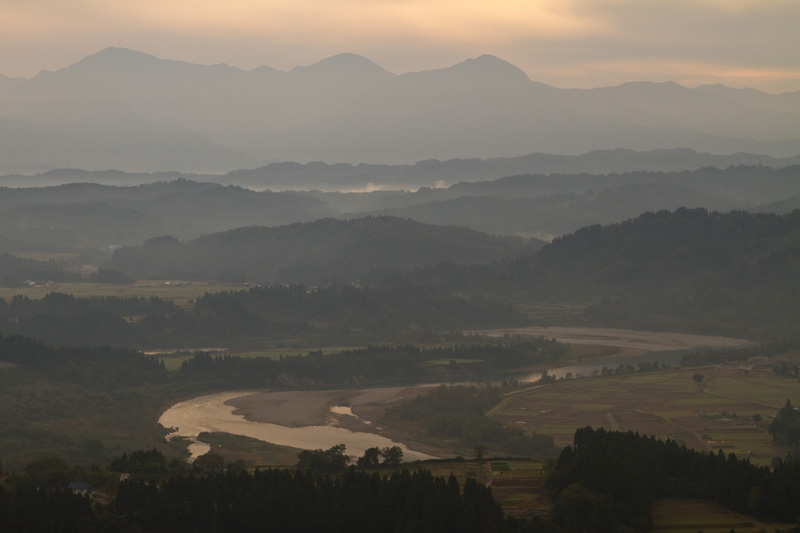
[489,366,799,467]
[651,499,795,532]
[0,280,243,307]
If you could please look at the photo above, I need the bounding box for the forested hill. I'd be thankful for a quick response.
[0,180,336,252]
[524,208,800,343]
[109,216,540,283]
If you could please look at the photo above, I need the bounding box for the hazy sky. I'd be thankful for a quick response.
[2,0,799,92]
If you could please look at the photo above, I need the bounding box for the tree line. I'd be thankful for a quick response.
[0,282,526,349]
[1,454,505,532]
[179,340,566,388]
[548,426,800,531]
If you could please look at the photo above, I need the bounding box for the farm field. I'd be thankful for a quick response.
[489,366,799,466]
[156,346,367,371]
[0,281,245,307]
[651,499,795,532]
[373,459,549,513]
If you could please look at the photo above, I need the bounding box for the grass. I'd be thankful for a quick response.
[490,366,799,466]
[651,499,795,532]
[0,281,245,307]
[196,431,304,468]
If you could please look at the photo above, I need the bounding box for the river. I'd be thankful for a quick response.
[158,390,438,462]
[159,327,755,461]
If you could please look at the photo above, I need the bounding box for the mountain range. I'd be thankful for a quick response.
[1,47,798,175]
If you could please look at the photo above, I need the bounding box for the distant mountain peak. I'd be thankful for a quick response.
[451,55,529,79]
[55,47,241,77]
[72,47,159,69]
[406,54,531,85]
[291,53,393,77]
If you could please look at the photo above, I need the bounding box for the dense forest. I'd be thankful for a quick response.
[531,208,800,344]
[107,216,538,283]
[548,427,800,530]
[0,283,525,349]
[179,340,566,388]
[1,454,505,532]
[408,208,800,345]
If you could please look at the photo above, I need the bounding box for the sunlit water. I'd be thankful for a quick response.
[158,391,435,462]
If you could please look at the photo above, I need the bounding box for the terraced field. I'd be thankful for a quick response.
[489,366,798,466]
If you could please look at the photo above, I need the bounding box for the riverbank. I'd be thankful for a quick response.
[159,327,758,462]
[471,326,756,352]
[227,385,449,458]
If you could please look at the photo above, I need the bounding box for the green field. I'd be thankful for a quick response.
[489,366,798,466]
[197,432,304,468]
[651,499,795,532]
[0,281,245,307]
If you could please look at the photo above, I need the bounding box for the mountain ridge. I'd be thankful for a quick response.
[1,48,798,173]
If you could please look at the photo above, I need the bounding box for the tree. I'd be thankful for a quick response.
[296,444,349,476]
[193,452,225,474]
[357,447,382,468]
[381,446,404,466]
[473,444,488,461]
[693,373,704,384]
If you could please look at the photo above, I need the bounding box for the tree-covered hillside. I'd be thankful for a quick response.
[526,208,800,343]
[108,216,540,283]
[0,180,336,252]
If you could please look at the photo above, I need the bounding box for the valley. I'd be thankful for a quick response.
[0,51,799,531]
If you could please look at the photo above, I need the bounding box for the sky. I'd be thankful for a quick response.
[1,0,799,93]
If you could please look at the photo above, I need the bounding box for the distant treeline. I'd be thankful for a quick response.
[548,426,800,531]
[179,340,566,387]
[0,253,80,286]
[0,283,526,349]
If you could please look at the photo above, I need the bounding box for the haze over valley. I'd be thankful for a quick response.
[2,4,800,528]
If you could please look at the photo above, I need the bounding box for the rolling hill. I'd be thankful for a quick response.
[107,217,541,283]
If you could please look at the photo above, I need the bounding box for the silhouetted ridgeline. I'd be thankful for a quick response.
[0,180,336,251]
[356,165,800,236]
[2,47,799,173]
[1,166,799,256]
[108,216,539,283]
